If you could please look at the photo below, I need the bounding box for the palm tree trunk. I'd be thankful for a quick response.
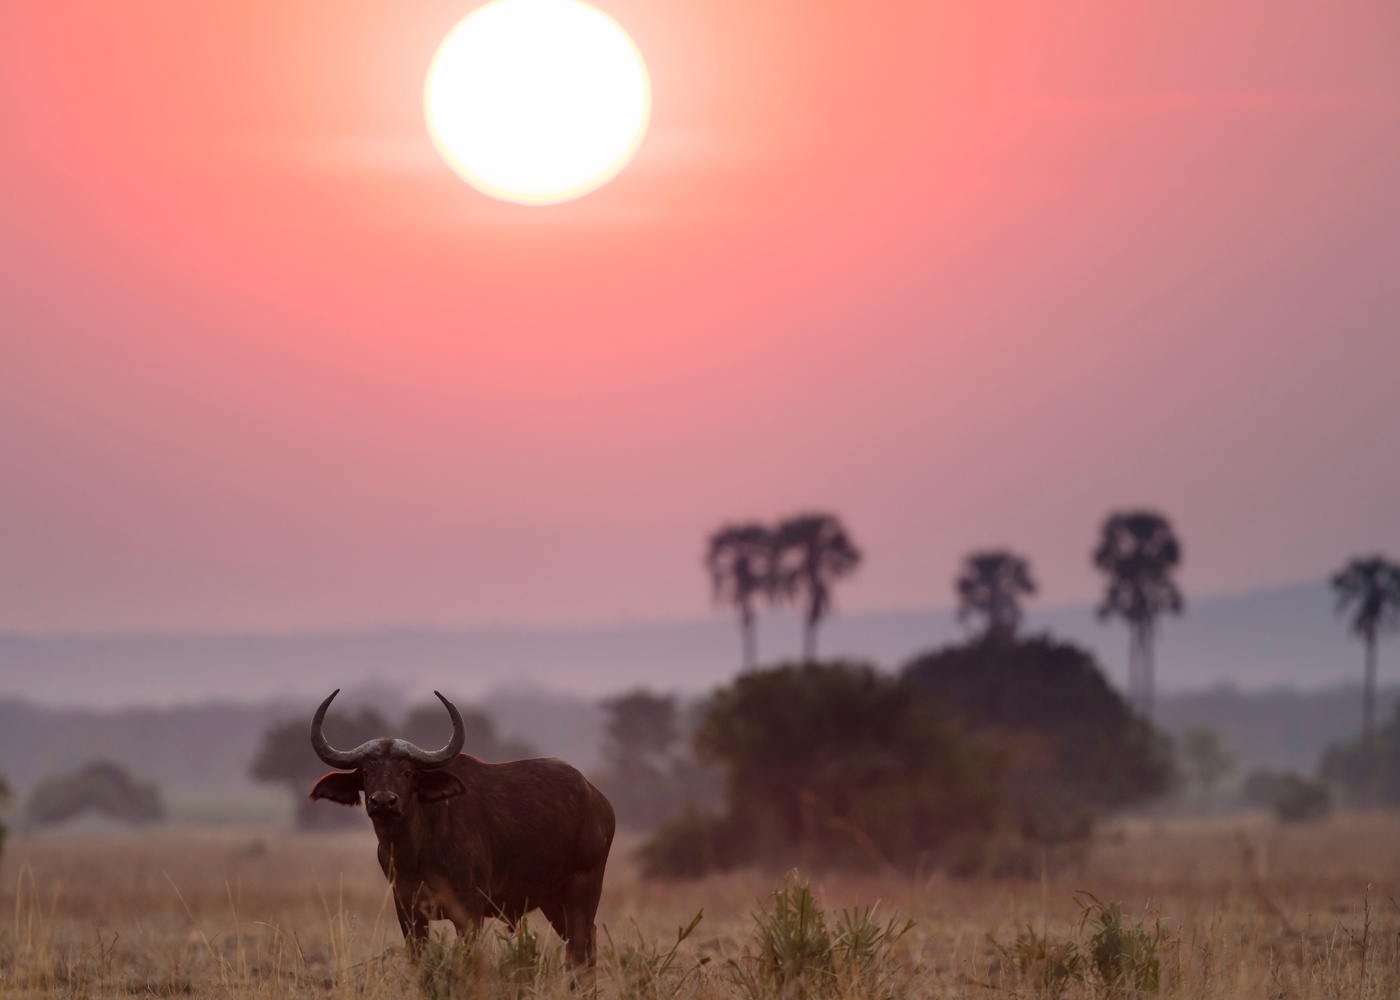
[1364,632,1378,741]
[803,614,817,661]
[1141,623,1155,721]
[742,616,756,671]
[1126,627,1140,715]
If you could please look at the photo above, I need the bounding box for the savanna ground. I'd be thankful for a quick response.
[2,813,1399,999]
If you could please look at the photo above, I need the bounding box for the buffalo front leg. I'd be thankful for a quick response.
[393,884,433,958]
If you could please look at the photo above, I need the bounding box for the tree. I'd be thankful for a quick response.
[602,690,679,774]
[0,775,11,861]
[1092,510,1184,719]
[1331,555,1400,741]
[597,690,717,830]
[26,760,165,826]
[251,705,392,828]
[705,523,775,669]
[400,702,536,761]
[903,634,1173,836]
[1321,701,1400,806]
[772,513,862,660]
[955,549,1037,640]
[1179,726,1234,804]
[686,661,996,871]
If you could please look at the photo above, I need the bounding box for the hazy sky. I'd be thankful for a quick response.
[2,0,1397,632]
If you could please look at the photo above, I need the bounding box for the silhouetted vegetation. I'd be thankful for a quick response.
[251,700,532,828]
[955,549,1036,641]
[26,760,165,826]
[1331,554,1400,740]
[1241,770,1332,823]
[1178,726,1235,804]
[772,514,862,660]
[0,776,10,860]
[1093,510,1184,719]
[704,512,861,663]
[905,634,1173,853]
[1320,702,1400,807]
[594,689,720,830]
[706,523,776,669]
[639,660,998,877]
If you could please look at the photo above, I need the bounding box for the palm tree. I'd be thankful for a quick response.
[1332,555,1400,741]
[1093,510,1183,719]
[955,549,1037,641]
[772,513,862,660]
[705,523,775,669]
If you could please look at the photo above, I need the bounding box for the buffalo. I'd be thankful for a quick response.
[307,689,616,971]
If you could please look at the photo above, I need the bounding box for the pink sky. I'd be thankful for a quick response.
[2,0,1398,632]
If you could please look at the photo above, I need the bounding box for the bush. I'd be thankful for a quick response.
[903,634,1172,862]
[0,775,11,862]
[904,634,1173,811]
[1320,704,1400,806]
[1240,768,1286,808]
[671,661,998,874]
[730,874,912,1000]
[251,700,532,829]
[996,893,1168,997]
[636,809,755,879]
[1272,774,1331,823]
[26,760,165,826]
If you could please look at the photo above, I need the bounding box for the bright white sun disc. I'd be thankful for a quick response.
[425,0,651,205]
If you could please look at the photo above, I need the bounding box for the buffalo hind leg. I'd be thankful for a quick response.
[540,902,569,946]
[560,862,607,988]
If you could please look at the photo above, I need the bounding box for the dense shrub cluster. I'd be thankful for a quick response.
[251,699,534,828]
[1321,704,1400,807]
[642,661,998,877]
[26,760,165,826]
[904,634,1173,810]
[640,637,1172,879]
[593,691,722,832]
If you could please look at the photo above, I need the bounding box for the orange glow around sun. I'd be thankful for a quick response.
[424,0,652,205]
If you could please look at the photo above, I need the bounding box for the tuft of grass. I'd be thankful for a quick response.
[995,894,1168,997]
[733,873,911,1000]
[416,931,486,1000]
[602,909,707,1000]
[997,927,1082,998]
[1077,892,1166,996]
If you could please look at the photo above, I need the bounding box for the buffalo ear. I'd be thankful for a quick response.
[416,770,465,802]
[310,771,363,806]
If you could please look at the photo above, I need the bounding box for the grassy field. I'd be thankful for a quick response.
[2,813,1398,998]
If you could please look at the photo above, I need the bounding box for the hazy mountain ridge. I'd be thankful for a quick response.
[0,581,1367,709]
[0,683,1388,809]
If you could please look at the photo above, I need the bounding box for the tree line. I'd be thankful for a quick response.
[710,508,1400,734]
[709,508,1186,719]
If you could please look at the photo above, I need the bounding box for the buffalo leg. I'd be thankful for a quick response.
[540,902,569,945]
[395,897,430,956]
[560,863,606,970]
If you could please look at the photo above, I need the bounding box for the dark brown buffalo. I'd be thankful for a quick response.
[307,689,615,969]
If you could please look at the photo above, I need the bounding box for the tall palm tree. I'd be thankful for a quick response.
[772,513,862,660]
[1332,555,1400,741]
[705,523,775,669]
[956,549,1037,641]
[1093,510,1183,719]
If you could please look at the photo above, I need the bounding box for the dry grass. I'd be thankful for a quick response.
[3,812,1400,998]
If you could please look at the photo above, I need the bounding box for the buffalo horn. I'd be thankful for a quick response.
[309,689,381,768]
[400,691,466,768]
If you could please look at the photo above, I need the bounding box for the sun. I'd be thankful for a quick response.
[425,0,651,206]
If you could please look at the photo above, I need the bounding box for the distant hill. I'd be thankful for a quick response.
[0,687,603,814]
[0,581,1371,709]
